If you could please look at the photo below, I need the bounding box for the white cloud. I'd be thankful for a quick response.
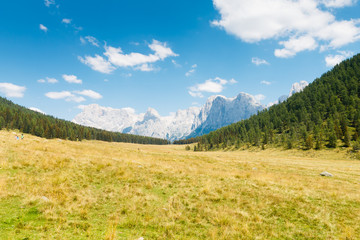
[172,60,182,68]
[85,36,100,47]
[104,45,157,67]
[0,83,26,98]
[80,37,86,44]
[62,18,72,24]
[261,80,271,85]
[62,74,82,84]
[229,79,237,84]
[79,55,115,74]
[74,25,83,31]
[212,0,360,57]
[39,24,48,32]
[188,91,204,98]
[275,35,318,58]
[38,77,58,84]
[185,64,197,77]
[67,95,86,103]
[134,63,155,72]
[254,94,266,103]
[74,90,102,99]
[45,91,72,99]
[44,0,55,7]
[252,57,269,65]
[45,91,86,103]
[148,40,178,60]
[188,77,236,97]
[79,54,116,74]
[30,107,45,114]
[325,50,354,67]
[80,39,178,73]
[322,0,357,7]
[47,77,58,83]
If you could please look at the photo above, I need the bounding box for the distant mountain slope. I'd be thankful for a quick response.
[187,93,263,138]
[73,105,201,141]
[0,97,169,145]
[73,92,264,141]
[195,53,360,150]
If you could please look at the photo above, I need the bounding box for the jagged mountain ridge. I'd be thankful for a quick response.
[73,82,308,141]
[73,93,263,141]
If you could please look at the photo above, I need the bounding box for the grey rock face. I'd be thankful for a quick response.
[73,93,263,141]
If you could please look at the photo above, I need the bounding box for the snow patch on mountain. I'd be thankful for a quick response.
[73,104,201,141]
[73,81,310,141]
[289,81,309,97]
[188,93,263,138]
[73,92,262,141]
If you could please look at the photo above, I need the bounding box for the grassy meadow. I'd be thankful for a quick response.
[0,130,360,239]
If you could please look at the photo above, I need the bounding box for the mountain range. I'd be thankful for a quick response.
[73,82,308,140]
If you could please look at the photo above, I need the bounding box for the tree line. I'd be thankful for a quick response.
[190,53,360,151]
[0,97,169,145]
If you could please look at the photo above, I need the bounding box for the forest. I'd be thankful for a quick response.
[0,97,169,145]
[190,53,360,151]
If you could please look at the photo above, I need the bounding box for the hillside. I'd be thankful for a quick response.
[195,53,360,150]
[0,130,359,239]
[0,97,169,145]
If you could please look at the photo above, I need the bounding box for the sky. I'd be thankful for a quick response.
[0,0,360,120]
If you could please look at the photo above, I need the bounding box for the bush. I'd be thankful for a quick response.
[185,145,191,151]
[352,141,360,152]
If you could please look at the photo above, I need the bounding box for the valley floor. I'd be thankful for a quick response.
[0,130,360,239]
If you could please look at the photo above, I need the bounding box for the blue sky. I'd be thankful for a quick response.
[0,0,360,120]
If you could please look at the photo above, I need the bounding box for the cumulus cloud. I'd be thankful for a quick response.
[85,36,100,47]
[325,50,354,67]
[185,64,197,77]
[261,80,271,85]
[37,77,58,84]
[275,35,318,58]
[45,91,72,99]
[254,94,266,103]
[39,24,48,32]
[45,91,86,103]
[134,63,155,72]
[80,39,178,73]
[322,0,357,7]
[104,40,177,67]
[74,90,102,99]
[30,107,45,114]
[252,57,269,65]
[188,77,237,98]
[0,83,26,98]
[62,18,72,24]
[212,0,360,58]
[148,40,178,60]
[62,74,82,84]
[79,55,115,74]
[45,89,103,102]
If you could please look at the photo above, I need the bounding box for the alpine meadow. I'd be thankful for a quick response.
[1,0,360,239]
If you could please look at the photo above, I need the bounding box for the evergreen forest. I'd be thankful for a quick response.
[0,97,169,145]
[188,53,360,151]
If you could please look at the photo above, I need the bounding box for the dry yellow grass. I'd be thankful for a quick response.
[0,130,360,239]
